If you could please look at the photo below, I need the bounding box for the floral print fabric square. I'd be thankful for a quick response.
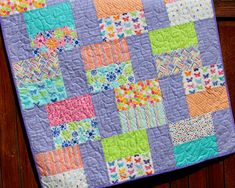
[51,118,100,149]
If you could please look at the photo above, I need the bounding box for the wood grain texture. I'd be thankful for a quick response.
[215,0,235,17]
[0,17,235,188]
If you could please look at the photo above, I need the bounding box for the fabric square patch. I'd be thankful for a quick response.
[114,79,162,111]
[24,2,75,39]
[169,113,215,145]
[99,10,148,42]
[51,118,100,149]
[155,46,203,78]
[81,39,130,70]
[102,129,150,162]
[115,78,167,131]
[0,0,46,16]
[93,0,143,19]
[107,153,154,184]
[31,26,79,55]
[119,102,167,133]
[166,0,214,26]
[35,145,83,176]
[174,135,218,167]
[13,52,61,86]
[86,61,135,94]
[24,2,78,54]
[186,86,229,117]
[149,22,198,55]
[46,95,95,126]
[183,64,225,95]
[41,169,88,188]
[19,76,67,110]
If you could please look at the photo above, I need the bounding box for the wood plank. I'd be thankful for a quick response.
[224,155,235,188]
[215,1,235,17]
[170,174,189,188]
[16,113,40,188]
[207,160,225,188]
[188,165,208,188]
[218,20,235,188]
[112,173,171,188]
[0,29,22,188]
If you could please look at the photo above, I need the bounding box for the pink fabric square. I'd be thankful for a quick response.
[46,95,95,126]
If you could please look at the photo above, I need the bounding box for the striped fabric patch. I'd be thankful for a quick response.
[81,39,130,70]
[119,102,167,133]
[35,145,83,176]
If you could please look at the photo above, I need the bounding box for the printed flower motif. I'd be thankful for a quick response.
[71,138,79,145]
[52,127,60,137]
[115,67,122,75]
[46,38,57,50]
[44,31,53,39]
[128,76,135,82]
[106,71,117,82]
[62,140,71,148]
[31,27,79,55]
[72,131,78,137]
[73,38,79,46]
[60,124,67,130]
[101,83,111,91]
[91,70,97,76]
[0,0,46,16]
[91,119,98,127]
[57,39,65,47]
[86,129,96,139]
[34,34,46,48]
[63,26,72,36]
[33,48,40,56]
[51,118,100,149]
[54,28,64,40]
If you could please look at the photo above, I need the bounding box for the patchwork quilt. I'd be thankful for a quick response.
[1,0,235,187]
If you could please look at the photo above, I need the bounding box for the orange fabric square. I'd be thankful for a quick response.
[93,0,144,18]
[35,145,83,176]
[186,86,229,117]
[81,39,130,70]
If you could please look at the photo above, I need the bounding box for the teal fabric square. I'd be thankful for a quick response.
[19,76,67,109]
[24,2,75,39]
[174,135,218,167]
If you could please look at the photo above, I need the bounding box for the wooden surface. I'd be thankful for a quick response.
[0,19,235,188]
[215,0,235,17]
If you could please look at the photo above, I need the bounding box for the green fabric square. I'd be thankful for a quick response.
[148,22,198,55]
[101,129,150,162]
